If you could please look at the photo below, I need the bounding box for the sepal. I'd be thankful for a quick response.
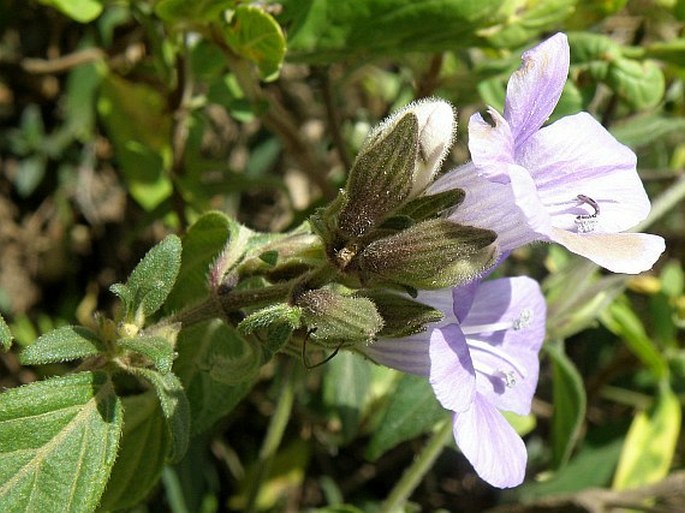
[360,290,443,338]
[358,219,497,289]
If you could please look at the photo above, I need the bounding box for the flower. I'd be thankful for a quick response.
[430,32,665,274]
[362,276,546,487]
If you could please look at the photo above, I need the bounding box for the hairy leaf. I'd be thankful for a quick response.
[19,325,103,365]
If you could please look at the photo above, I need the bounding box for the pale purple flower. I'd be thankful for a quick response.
[362,276,546,487]
[430,32,665,274]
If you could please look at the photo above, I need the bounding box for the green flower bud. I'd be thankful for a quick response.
[358,219,497,289]
[338,99,456,239]
[359,290,443,338]
[296,289,384,347]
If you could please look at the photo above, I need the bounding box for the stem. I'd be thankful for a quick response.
[635,173,685,232]
[244,359,296,513]
[380,418,452,513]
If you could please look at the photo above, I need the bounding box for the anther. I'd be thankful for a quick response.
[575,194,600,233]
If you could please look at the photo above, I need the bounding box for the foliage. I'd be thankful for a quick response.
[0,1,684,512]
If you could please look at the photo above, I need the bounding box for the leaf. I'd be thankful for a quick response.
[611,113,685,149]
[607,57,665,109]
[97,74,172,210]
[280,0,506,62]
[0,371,123,512]
[225,5,286,81]
[613,387,681,490]
[366,374,445,460]
[131,368,190,464]
[116,234,182,323]
[119,336,176,374]
[0,313,12,351]
[155,0,236,23]
[545,341,587,468]
[164,212,236,313]
[38,0,104,22]
[174,320,258,434]
[98,392,170,511]
[19,325,104,365]
[601,301,669,380]
[322,352,372,443]
[238,303,301,355]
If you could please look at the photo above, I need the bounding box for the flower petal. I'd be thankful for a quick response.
[465,277,546,414]
[430,163,548,252]
[468,108,516,184]
[551,228,665,274]
[361,335,431,376]
[519,112,650,233]
[504,32,570,149]
[452,394,528,488]
[429,324,475,412]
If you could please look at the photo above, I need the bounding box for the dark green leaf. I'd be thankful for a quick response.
[164,212,236,313]
[224,5,287,81]
[0,314,12,351]
[131,368,190,463]
[98,74,172,210]
[174,320,258,434]
[0,371,123,512]
[323,352,371,443]
[119,336,176,374]
[360,291,443,338]
[19,325,104,364]
[98,392,170,511]
[366,374,445,460]
[545,341,586,468]
[601,301,668,380]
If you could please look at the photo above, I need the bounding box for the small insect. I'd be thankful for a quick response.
[575,194,600,233]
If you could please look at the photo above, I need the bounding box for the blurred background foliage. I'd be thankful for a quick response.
[0,0,684,511]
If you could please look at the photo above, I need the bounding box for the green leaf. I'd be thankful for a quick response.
[0,371,123,512]
[280,0,506,62]
[164,211,235,313]
[545,341,587,468]
[607,58,665,109]
[238,303,301,355]
[97,74,172,210]
[644,37,685,66]
[130,368,190,464]
[118,234,182,323]
[119,336,176,374]
[155,0,236,23]
[613,387,681,489]
[174,320,258,434]
[323,352,371,443]
[225,5,286,81]
[38,0,104,22]
[601,301,669,380]
[19,325,104,365]
[611,113,685,149]
[366,374,445,460]
[98,392,170,511]
[0,313,12,351]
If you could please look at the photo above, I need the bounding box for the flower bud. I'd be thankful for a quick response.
[296,289,384,347]
[337,99,456,239]
[359,290,443,338]
[358,219,497,289]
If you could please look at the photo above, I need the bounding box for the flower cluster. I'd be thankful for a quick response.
[359,32,665,488]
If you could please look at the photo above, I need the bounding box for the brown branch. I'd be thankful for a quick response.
[318,66,352,171]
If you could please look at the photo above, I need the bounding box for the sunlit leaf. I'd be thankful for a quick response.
[38,0,104,22]
[0,372,122,512]
[0,314,13,352]
[19,325,103,365]
[613,387,681,489]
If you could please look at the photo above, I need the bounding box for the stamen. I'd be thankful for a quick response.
[466,338,528,379]
[513,308,533,330]
[463,309,534,334]
[575,194,600,233]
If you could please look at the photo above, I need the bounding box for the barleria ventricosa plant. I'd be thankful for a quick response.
[1,1,684,512]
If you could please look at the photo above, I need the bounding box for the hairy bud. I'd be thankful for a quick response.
[358,219,497,289]
[296,289,384,347]
[360,290,443,338]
